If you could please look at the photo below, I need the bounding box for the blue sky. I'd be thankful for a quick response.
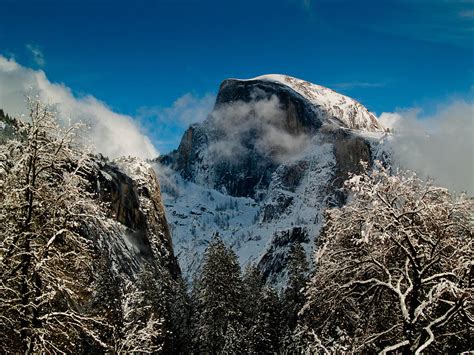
[1,0,473,153]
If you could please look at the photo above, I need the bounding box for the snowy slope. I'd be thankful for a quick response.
[158,133,344,286]
[88,156,179,279]
[247,74,384,132]
[159,74,386,286]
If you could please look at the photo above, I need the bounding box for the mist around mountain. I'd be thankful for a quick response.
[0,75,472,353]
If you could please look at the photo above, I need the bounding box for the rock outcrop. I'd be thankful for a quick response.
[86,156,181,279]
[157,74,385,285]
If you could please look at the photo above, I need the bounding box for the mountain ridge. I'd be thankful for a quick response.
[220,74,385,132]
[157,74,386,285]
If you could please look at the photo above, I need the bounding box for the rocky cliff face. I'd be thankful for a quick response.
[86,156,181,280]
[158,74,385,285]
[0,111,186,351]
[1,108,181,287]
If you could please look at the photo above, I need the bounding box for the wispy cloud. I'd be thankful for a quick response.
[26,43,45,67]
[379,99,474,194]
[332,82,386,89]
[138,93,215,128]
[137,93,215,153]
[362,0,474,49]
[207,93,310,163]
[0,56,157,159]
[459,9,474,18]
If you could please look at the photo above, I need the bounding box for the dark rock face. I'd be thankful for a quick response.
[279,161,310,192]
[258,227,309,281]
[159,79,325,199]
[215,79,322,135]
[332,129,372,184]
[161,124,209,182]
[99,165,148,235]
[212,153,277,199]
[158,76,382,285]
[85,157,181,279]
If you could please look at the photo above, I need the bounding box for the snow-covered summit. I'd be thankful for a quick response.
[159,74,386,286]
[235,74,385,132]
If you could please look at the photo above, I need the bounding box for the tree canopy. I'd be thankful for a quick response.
[301,162,473,353]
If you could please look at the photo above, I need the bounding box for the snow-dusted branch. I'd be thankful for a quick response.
[0,97,109,352]
[301,161,473,353]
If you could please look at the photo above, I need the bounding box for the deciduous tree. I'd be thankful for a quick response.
[301,162,473,353]
[0,98,108,352]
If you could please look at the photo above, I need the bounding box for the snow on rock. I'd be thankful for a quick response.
[157,133,354,287]
[86,156,180,280]
[159,74,386,287]
[247,74,385,132]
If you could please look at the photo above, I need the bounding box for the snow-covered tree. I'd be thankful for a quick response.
[0,98,108,352]
[133,263,190,354]
[167,277,192,354]
[221,320,247,353]
[241,264,281,353]
[301,162,473,353]
[252,286,282,353]
[282,243,309,330]
[115,278,164,353]
[191,234,244,354]
[242,263,265,318]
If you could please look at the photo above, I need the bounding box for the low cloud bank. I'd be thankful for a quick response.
[0,56,157,159]
[208,94,310,162]
[379,100,474,194]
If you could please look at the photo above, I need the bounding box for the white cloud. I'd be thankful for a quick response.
[0,56,157,159]
[333,82,385,89]
[208,94,310,162]
[378,112,403,130]
[379,100,474,194]
[26,43,45,67]
[136,93,215,153]
[138,93,215,128]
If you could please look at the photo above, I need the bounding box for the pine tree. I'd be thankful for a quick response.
[279,243,309,352]
[242,263,265,318]
[241,264,282,353]
[168,277,191,354]
[85,253,123,352]
[116,275,164,353]
[282,243,309,330]
[241,264,264,352]
[191,234,244,354]
[252,286,282,353]
[136,263,191,354]
[222,320,247,353]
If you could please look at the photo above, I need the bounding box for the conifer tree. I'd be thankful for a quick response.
[136,263,191,353]
[241,263,282,353]
[116,275,163,353]
[222,320,247,353]
[242,263,265,318]
[282,243,309,330]
[252,286,282,353]
[168,277,191,354]
[191,234,243,354]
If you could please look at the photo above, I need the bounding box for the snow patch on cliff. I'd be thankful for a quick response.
[155,133,336,286]
[244,74,385,132]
